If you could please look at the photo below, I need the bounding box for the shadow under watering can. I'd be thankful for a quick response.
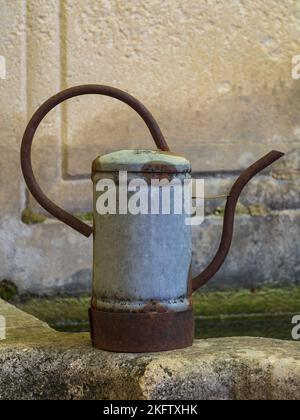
[20,85,284,352]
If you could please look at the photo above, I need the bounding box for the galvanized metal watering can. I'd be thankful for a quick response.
[21,85,284,352]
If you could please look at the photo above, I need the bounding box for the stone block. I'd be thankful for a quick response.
[0,299,300,400]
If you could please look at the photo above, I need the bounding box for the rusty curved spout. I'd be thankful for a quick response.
[192,150,284,293]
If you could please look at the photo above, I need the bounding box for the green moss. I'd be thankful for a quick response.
[13,287,300,334]
[193,287,300,317]
[21,209,93,224]
[12,288,300,341]
[21,208,46,224]
[0,280,18,301]
[74,212,93,222]
[248,204,270,217]
[212,203,273,217]
[213,202,250,216]
[14,296,90,326]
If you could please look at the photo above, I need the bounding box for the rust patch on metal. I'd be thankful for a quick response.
[89,307,194,352]
[141,161,177,173]
[141,162,179,182]
[187,262,193,306]
[139,300,169,313]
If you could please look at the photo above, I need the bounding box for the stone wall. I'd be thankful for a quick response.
[0,0,299,294]
[1,298,300,400]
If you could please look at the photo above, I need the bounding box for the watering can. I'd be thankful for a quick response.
[20,85,284,352]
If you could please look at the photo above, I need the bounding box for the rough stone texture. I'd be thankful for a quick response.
[193,210,300,289]
[62,0,300,175]
[0,0,26,218]
[0,217,92,295]
[0,210,298,295]
[0,1,299,293]
[203,173,300,214]
[0,298,300,400]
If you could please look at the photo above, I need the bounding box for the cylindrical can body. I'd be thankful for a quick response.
[90,150,194,352]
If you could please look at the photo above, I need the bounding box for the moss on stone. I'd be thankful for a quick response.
[12,287,300,334]
[193,287,300,316]
[0,280,18,301]
[213,202,250,216]
[14,296,90,326]
[74,212,93,221]
[21,209,93,224]
[212,203,273,217]
[248,204,270,217]
[21,208,46,224]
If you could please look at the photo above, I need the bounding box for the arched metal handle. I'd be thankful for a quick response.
[20,85,169,237]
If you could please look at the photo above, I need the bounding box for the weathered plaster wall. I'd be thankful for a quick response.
[0,0,299,294]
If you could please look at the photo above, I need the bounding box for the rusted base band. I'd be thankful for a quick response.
[89,307,194,353]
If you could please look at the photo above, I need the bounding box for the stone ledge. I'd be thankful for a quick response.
[1,299,300,400]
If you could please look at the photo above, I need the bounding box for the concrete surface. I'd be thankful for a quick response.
[0,298,300,400]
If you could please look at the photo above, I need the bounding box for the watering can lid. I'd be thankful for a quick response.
[92,149,191,173]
